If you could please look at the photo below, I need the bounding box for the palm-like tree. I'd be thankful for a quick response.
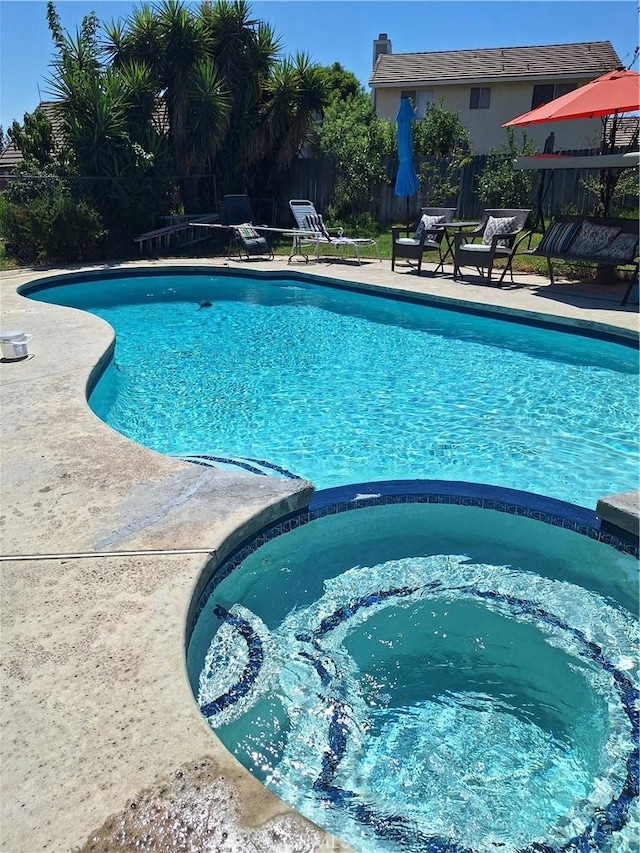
[46,0,328,219]
[104,0,229,212]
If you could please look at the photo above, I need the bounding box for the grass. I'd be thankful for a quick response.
[2,227,636,284]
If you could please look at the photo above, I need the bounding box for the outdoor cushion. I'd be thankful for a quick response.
[459,243,497,252]
[236,223,259,239]
[602,231,639,260]
[569,221,621,256]
[304,213,332,241]
[482,216,516,246]
[538,220,582,255]
[414,214,445,240]
[396,236,440,248]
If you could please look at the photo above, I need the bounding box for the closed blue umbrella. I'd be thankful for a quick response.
[394,98,420,226]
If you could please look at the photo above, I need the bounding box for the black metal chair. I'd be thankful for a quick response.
[391,208,457,275]
[221,194,273,261]
[453,209,531,284]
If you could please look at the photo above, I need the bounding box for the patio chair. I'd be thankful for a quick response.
[453,209,531,285]
[391,208,457,275]
[289,199,380,264]
[221,194,273,261]
[220,194,256,226]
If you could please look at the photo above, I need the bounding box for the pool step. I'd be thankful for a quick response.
[176,453,302,479]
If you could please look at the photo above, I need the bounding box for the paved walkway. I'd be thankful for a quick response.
[1,257,637,852]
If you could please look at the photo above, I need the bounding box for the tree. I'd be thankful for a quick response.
[413,101,471,206]
[315,76,393,227]
[103,0,229,211]
[102,0,325,209]
[8,107,58,171]
[477,127,538,209]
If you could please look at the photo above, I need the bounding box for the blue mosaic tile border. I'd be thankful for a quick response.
[193,492,639,852]
[188,480,638,638]
[300,582,639,852]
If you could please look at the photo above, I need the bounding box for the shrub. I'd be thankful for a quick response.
[0,179,107,264]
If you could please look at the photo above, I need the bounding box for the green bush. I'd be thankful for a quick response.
[0,180,107,263]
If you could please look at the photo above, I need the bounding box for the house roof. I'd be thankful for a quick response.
[0,102,62,173]
[369,41,622,87]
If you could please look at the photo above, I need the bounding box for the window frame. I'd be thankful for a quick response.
[531,82,576,110]
[469,86,491,110]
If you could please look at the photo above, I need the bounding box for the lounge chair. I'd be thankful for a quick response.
[453,208,531,284]
[289,199,380,264]
[391,208,457,275]
[221,194,273,261]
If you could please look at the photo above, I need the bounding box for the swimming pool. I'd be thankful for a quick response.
[22,269,638,852]
[187,485,638,853]
[26,270,639,509]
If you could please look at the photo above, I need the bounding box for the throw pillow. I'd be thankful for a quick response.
[237,223,259,239]
[538,221,582,255]
[482,216,516,247]
[414,214,445,240]
[602,231,639,260]
[304,213,332,241]
[569,221,621,257]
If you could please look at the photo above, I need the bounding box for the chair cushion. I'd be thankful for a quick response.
[460,243,492,252]
[414,214,445,239]
[603,231,639,260]
[569,221,621,256]
[538,221,582,254]
[482,216,516,246]
[396,237,439,249]
[236,223,259,239]
[304,213,332,241]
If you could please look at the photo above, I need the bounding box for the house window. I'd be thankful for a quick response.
[470,87,491,109]
[401,90,417,108]
[417,89,435,117]
[531,82,575,110]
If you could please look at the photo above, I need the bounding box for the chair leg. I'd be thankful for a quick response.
[546,257,555,286]
[498,256,514,285]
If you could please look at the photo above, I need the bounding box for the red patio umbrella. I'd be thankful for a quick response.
[503,68,640,126]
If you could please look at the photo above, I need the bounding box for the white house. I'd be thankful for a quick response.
[369,36,623,154]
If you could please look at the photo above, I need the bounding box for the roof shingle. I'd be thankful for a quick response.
[369,41,622,86]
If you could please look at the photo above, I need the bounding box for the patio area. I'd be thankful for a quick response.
[1,256,638,853]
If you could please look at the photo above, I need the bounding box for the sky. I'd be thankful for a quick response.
[1,0,638,133]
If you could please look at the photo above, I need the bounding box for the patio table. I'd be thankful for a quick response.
[435,221,480,273]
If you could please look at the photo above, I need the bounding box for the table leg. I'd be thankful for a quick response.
[287,234,309,264]
[434,231,455,274]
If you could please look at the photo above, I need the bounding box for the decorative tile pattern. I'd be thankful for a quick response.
[189,481,638,635]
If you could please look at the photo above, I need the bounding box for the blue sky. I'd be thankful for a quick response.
[1,0,638,132]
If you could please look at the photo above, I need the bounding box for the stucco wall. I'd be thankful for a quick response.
[373,79,603,154]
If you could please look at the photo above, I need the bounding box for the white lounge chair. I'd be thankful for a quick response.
[288,199,380,264]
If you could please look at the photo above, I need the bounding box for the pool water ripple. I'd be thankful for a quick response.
[40,273,635,508]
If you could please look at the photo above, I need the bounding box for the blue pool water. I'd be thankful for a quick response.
[27,272,638,509]
[187,497,638,853]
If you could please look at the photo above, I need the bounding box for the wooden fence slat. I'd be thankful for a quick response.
[284,153,638,226]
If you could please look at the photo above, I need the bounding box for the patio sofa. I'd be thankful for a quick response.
[525,215,639,305]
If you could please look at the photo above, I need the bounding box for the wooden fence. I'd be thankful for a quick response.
[282,152,638,227]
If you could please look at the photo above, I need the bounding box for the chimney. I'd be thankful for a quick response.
[373,33,392,69]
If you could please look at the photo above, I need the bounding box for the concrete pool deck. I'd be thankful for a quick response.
[1,256,638,852]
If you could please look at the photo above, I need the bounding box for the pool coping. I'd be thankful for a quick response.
[1,257,638,852]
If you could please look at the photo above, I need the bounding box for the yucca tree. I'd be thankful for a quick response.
[199,0,280,194]
[257,53,327,193]
[104,0,229,211]
[46,2,174,242]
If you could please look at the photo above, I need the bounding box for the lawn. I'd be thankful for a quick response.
[1,226,636,285]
